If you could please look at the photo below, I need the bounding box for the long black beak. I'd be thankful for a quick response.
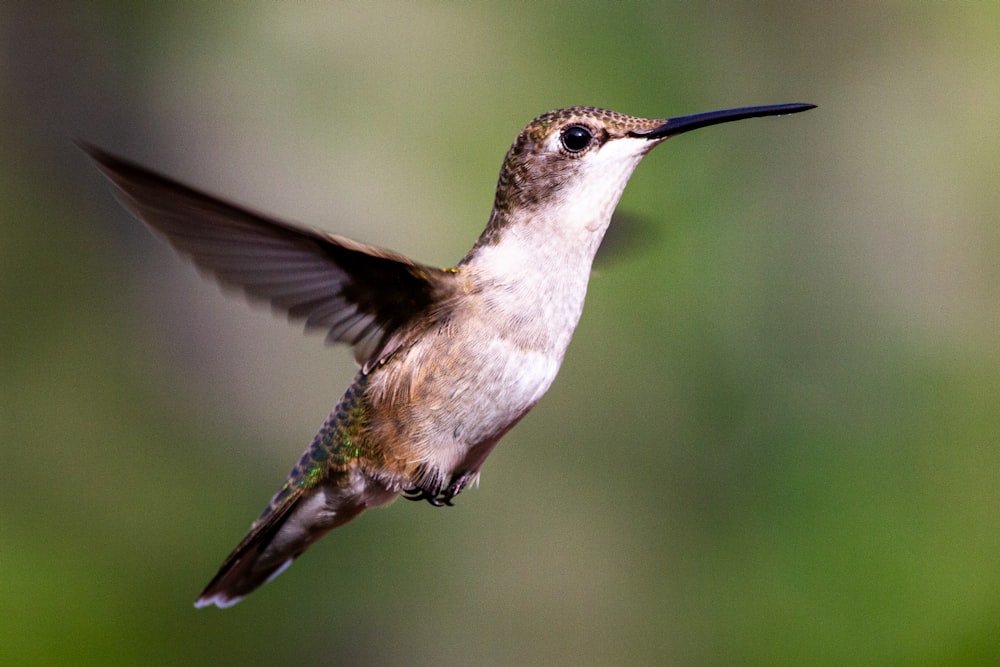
[631,103,816,140]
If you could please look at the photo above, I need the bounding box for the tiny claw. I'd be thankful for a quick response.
[439,473,473,505]
[402,471,474,507]
[402,487,447,507]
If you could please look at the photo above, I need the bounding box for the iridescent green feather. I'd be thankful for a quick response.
[256,373,372,523]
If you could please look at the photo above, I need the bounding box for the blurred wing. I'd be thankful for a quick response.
[83,144,453,368]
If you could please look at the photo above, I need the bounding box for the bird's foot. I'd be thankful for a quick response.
[402,487,450,507]
[402,472,474,507]
[440,473,474,503]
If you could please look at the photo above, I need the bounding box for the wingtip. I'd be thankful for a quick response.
[76,141,134,185]
[75,139,110,163]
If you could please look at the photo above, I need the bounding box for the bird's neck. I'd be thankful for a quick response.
[459,206,612,355]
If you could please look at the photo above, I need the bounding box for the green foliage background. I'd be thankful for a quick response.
[3,3,999,664]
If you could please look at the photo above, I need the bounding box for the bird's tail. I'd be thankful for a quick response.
[194,484,369,609]
[195,495,304,609]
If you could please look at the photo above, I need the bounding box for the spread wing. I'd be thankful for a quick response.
[83,144,455,369]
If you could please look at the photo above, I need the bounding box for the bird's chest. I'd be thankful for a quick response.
[450,337,562,439]
[365,255,592,476]
[365,309,568,473]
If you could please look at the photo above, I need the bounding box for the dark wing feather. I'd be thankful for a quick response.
[82,143,452,368]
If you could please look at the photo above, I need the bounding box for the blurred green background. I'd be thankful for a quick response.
[3,2,999,664]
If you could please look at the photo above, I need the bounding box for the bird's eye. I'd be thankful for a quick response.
[560,125,593,153]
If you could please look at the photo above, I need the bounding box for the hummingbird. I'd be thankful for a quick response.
[84,101,814,608]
